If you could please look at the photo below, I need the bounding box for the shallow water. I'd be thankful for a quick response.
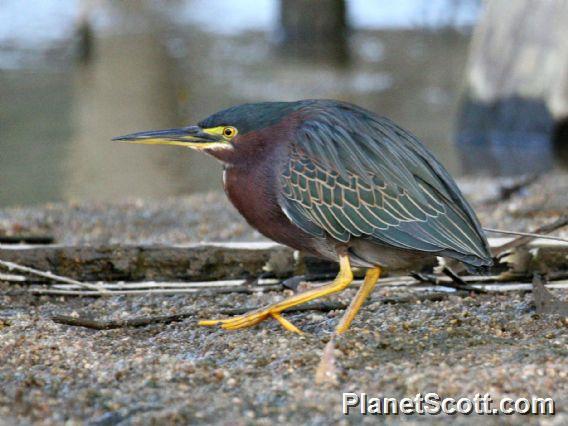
[1,0,560,208]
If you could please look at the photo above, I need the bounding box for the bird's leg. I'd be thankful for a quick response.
[270,313,303,334]
[314,267,381,382]
[334,267,381,334]
[198,254,353,333]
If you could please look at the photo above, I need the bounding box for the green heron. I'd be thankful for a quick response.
[114,99,492,334]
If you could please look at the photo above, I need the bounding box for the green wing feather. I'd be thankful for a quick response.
[278,102,492,267]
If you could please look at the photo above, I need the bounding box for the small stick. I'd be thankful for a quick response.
[51,304,346,330]
[381,292,451,304]
[216,295,450,317]
[0,259,105,292]
[485,228,568,244]
[532,273,568,316]
[52,313,194,330]
[491,215,568,256]
[51,293,454,330]
[408,270,566,291]
[441,266,487,294]
[0,235,54,244]
[411,271,485,293]
[483,174,539,205]
[0,272,27,282]
[49,278,280,291]
[315,338,338,385]
[30,284,282,297]
[25,270,568,297]
[218,301,347,316]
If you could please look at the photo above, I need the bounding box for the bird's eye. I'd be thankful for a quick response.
[223,127,237,138]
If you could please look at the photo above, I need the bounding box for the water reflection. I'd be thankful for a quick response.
[67,32,184,201]
[457,96,559,176]
[278,0,348,63]
[0,71,73,205]
[0,0,495,207]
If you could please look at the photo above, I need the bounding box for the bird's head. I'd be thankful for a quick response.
[113,102,299,164]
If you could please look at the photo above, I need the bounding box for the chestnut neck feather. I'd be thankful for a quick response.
[204,111,301,166]
[205,113,319,253]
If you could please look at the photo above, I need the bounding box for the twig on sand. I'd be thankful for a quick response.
[47,278,280,291]
[532,274,568,316]
[382,292,452,304]
[0,272,27,282]
[441,266,487,293]
[483,174,539,205]
[30,284,282,297]
[0,235,54,244]
[485,228,568,244]
[23,268,568,297]
[51,302,347,330]
[0,259,105,292]
[218,301,347,316]
[491,215,568,257]
[52,313,194,330]
[411,268,486,294]
[312,293,454,385]
[315,338,338,385]
[51,293,453,330]
[222,293,452,315]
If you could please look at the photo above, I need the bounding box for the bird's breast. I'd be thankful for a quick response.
[223,163,320,254]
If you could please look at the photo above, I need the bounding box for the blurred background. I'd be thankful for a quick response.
[1,0,566,207]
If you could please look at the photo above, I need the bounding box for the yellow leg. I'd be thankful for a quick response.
[199,254,353,333]
[271,313,303,334]
[335,267,381,334]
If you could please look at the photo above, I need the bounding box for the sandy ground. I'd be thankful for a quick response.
[1,174,567,245]
[1,173,567,425]
[1,285,567,425]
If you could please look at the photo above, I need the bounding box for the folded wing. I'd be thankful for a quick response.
[278,103,492,267]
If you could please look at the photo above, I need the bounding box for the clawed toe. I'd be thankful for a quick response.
[198,308,302,333]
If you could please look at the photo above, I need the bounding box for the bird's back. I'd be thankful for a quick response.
[277,100,493,268]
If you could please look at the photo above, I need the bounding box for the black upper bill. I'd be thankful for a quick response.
[112,126,218,142]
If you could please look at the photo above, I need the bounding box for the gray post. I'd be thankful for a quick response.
[457,0,568,174]
[278,0,347,62]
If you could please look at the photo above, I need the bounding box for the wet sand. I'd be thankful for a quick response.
[1,173,567,424]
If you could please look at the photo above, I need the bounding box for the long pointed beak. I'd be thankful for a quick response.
[112,126,220,148]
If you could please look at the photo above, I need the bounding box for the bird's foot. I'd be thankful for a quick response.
[199,253,353,334]
[199,307,303,334]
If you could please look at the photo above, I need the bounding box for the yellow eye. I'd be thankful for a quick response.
[222,127,237,138]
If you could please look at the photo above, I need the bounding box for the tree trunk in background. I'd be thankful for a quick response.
[279,0,347,62]
[457,0,568,175]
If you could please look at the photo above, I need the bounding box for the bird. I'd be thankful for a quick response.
[114,99,492,335]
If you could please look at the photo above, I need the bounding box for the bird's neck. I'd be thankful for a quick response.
[204,117,299,167]
[203,146,241,165]
[222,161,313,252]
[203,140,271,167]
